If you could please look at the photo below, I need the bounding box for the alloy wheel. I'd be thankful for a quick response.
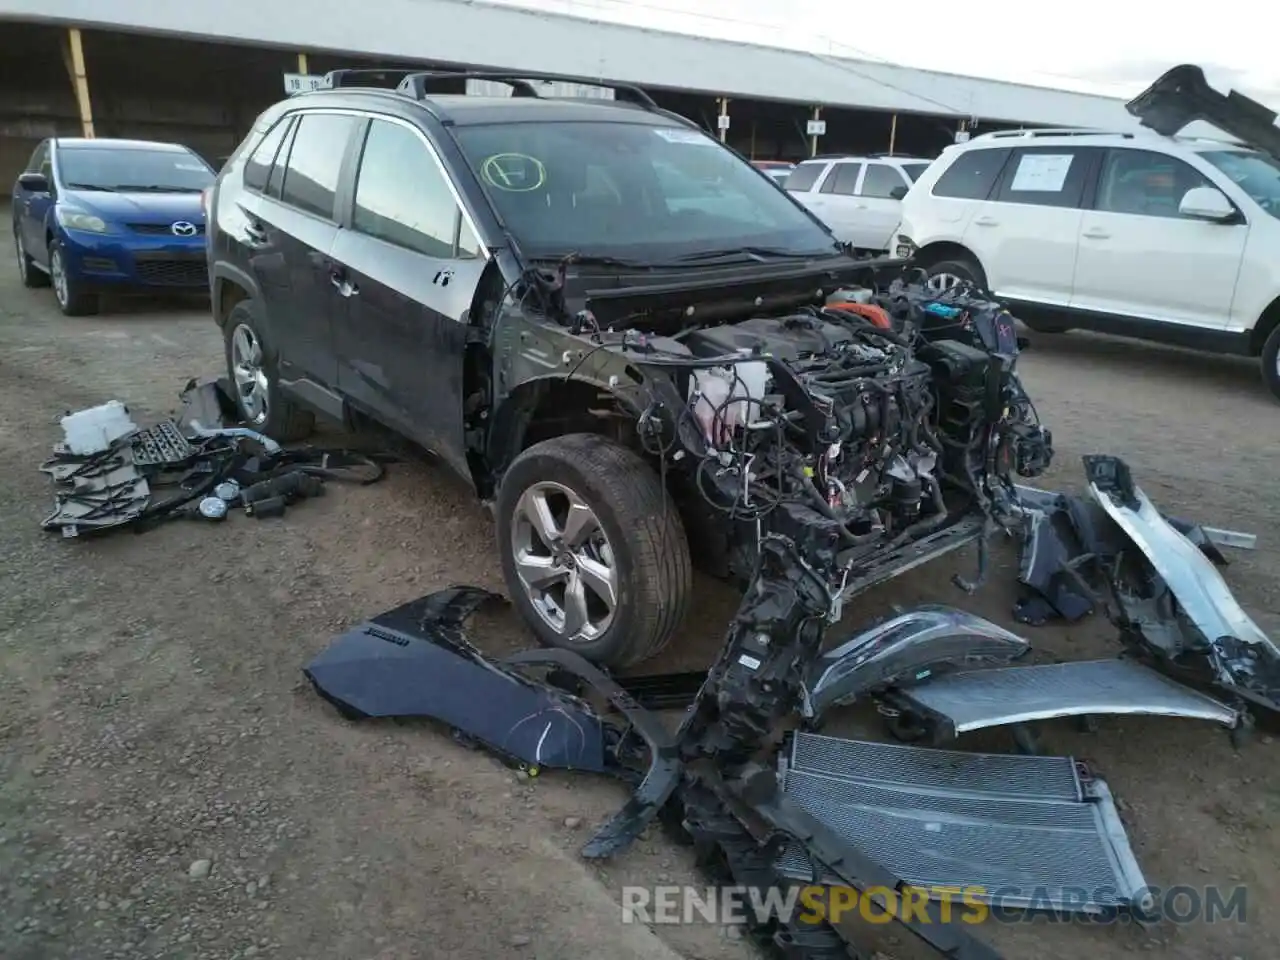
[50,248,68,306]
[510,481,619,645]
[230,323,270,425]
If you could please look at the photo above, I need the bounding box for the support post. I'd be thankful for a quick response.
[888,113,898,155]
[64,27,95,138]
[297,52,309,75]
[749,119,757,160]
[716,97,730,143]
[808,105,823,157]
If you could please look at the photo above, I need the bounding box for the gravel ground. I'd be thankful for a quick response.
[1,239,1278,960]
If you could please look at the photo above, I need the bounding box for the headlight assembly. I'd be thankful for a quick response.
[57,209,109,233]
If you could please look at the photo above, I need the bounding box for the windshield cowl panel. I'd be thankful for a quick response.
[451,120,841,263]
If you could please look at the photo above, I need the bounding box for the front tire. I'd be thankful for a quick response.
[1262,323,1280,402]
[923,254,987,295]
[49,241,98,316]
[222,300,315,442]
[496,433,692,668]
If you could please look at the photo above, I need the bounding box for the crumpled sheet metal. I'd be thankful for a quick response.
[304,586,608,772]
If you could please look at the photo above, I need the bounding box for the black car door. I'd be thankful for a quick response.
[240,110,362,389]
[326,116,489,481]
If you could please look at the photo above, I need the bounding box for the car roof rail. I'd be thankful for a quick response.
[396,68,666,112]
[320,68,421,90]
[974,127,1137,141]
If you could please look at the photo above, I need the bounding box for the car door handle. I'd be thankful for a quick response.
[1082,229,1111,239]
[973,216,999,226]
[330,270,359,297]
[243,222,269,247]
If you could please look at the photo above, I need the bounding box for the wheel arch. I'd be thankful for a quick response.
[914,239,984,274]
[211,264,261,329]
[1248,295,1280,356]
[483,375,646,497]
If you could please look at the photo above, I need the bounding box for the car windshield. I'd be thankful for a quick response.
[450,121,840,263]
[58,147,214,193]
[901,162,931,182]
[1200,149,1280,218]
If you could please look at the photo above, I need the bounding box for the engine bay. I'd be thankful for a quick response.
[619,272,1055,590]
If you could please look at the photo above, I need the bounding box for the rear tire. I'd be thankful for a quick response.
[496,433,692,668]
[222,300,315,442]
[14,229,49,288]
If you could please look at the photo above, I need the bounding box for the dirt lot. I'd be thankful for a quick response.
[1,248,1278,960]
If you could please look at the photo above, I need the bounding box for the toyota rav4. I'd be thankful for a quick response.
[205,68,1052,667]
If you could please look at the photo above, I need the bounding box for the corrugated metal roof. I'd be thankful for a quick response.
[0,0,1215,133]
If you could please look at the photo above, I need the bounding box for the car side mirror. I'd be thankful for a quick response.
[1178,185,1235,221]
[18,172,50,193]
[889,185,909,201]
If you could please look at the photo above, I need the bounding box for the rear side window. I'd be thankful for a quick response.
[860,164,907,199]
[993,147,1094,209]
[901,161,930,182]
[243,118,291,192]
[783,162,824,193]
[931,147,1010,200]
[821,162,862,196]
[279,112,359,219]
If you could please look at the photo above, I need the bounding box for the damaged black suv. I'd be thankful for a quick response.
[206,68,1052,668]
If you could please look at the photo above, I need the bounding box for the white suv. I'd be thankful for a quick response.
[895,126,1280,398]
[784,154,933,254]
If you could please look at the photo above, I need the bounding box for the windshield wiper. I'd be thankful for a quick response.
[63,183,116,192]
[112,184,205,193]
[534,254,656,269]
[671,246,838,264]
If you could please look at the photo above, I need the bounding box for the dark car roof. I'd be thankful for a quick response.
[55,138,193,152]
[289,88,690,128]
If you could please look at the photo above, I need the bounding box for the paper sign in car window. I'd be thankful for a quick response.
[655,128,716,146]
[1010,154,1073,192]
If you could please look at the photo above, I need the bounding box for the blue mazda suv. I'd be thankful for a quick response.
[11,138,216,315]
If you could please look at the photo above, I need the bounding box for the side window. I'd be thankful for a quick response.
[931,148,1010,200]
[994,147,1092,209]
[353,118,475,260]
[266,119,298,199]
[821,162,862,196]
[1095,149,1214,219]
[243,118,291,193]
[860,164,907,199]
[25,141,50,174]
[783,162,824,193]
[279,112,358,219]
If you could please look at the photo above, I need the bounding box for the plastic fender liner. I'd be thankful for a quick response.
[800,604,1032,721]
[304,587,609,772]
[502,648,682,859]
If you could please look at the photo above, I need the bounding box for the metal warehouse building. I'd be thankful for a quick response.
[0,0,1210,182]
